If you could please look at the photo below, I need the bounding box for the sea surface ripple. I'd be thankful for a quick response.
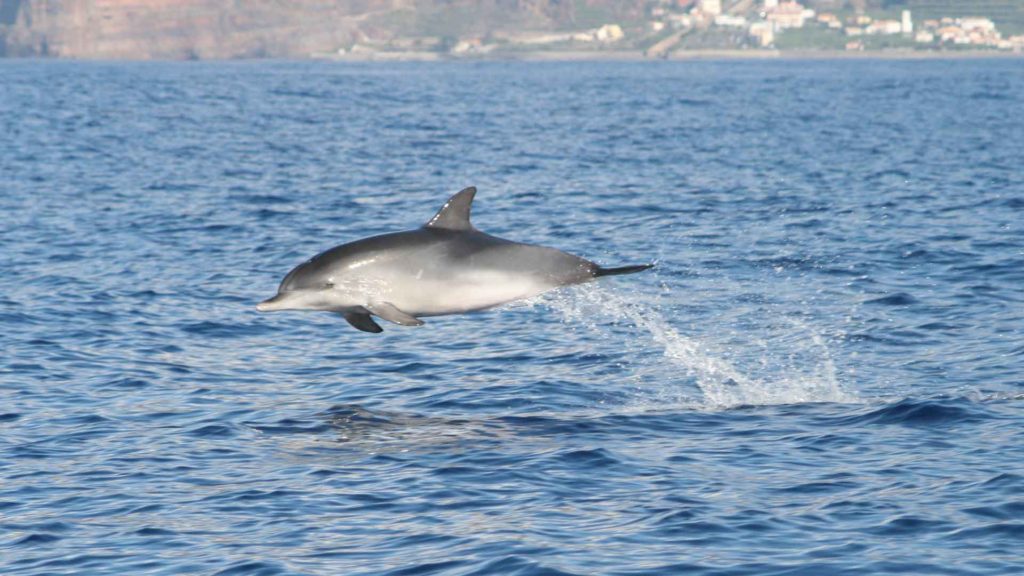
[1,59,1022,575]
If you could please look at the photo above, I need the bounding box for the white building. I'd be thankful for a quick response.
[715,15,748,27]
[901,10,913,34]
[597,24,624,42]
[701,0,722,16]
[960,18,996,33]
[767,2,809,29]
[866,19,902,35]
[749,21,775,46]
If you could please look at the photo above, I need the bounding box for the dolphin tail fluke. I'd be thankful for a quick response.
[594,263,655,278]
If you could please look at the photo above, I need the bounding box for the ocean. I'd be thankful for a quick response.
[1,58,1022,575]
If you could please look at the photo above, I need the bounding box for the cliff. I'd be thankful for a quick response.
[1,0,406,58]
[0,0,636,59]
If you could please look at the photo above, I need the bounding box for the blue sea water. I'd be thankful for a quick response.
[1,58,1023,575]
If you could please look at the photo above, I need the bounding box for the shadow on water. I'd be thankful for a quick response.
[314,403,630,453]
[308,401,796,452]
[308,391,1023,454]
[323,404,477,445]
[311,404,622,451]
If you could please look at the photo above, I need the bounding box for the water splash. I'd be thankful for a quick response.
[535,285,857,409]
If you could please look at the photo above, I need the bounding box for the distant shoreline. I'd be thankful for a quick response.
[321,48,1024,62]
[3,49,1021,63]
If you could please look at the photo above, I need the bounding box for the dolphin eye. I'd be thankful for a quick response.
[323,281,335,289]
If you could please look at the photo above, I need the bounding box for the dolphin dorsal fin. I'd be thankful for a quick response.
[424,187,476,231]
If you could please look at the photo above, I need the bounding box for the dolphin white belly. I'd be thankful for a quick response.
[386,270,559,316]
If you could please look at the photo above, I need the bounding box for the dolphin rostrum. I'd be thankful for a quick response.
[257,187,653,333]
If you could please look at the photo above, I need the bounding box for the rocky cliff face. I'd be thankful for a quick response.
[0,0,620,59]
[1,0,419,58]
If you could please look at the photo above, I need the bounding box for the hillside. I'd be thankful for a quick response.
[2,0,1022,59]
[900,0,1024,34]
[0,0,645,59]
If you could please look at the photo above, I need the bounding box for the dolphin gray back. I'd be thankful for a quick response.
[277,230,447,292]
[274,185,647,296]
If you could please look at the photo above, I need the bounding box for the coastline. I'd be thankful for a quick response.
[317,48,1024,62]
[3,49,1022,63]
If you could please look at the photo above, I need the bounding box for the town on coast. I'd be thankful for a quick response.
[328,1,1024,60]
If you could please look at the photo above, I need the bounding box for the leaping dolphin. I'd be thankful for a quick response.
[257,187,652,333]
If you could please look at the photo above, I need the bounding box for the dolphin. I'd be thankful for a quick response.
[257,187,652,333]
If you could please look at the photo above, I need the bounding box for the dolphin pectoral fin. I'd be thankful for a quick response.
[342,312,384,333]
[366,302,425,326]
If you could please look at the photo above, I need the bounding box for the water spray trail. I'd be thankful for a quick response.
[543,285,857,409]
